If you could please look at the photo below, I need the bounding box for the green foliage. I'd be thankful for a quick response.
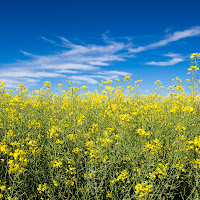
[0,53,200,199]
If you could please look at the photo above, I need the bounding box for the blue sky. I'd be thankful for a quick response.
[0,0,200,94]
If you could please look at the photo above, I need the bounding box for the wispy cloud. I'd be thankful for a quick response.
[19,50,38,58]
[0,79,22,88]
[1,27,199,88]
[40,36,56,44]
[0,36,132,87]
[70,72,131,84]
[163,52,182,58]
[41,64,97,70]
[0,69,64,78]
[71,76,99,84]
[130,26,200,53]
[56,69,80,74]
[97,70,131,76]
[145,52,185,66]
[146,58,184,66]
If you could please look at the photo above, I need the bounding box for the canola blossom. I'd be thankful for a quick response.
[0,53,200,199]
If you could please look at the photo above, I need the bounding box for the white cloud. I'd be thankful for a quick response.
[145,51,185,66]
[40,36,56,44]
[69,70,132,85]
[88,75,118,80]
[146,57,184,66]
[1,27,199,88]
[163,52,182,58]
[88,61,109,66]
[0,79,21,88]
[71,76,98,84]
[70,74,124,84]
[56,69,80,74]
[130,26,200,53]
[0,36,133,88]
[98,70,132,76]
[20,78,40,83]
[0,70,64,78]
[41,63,97,70]
[19,50,36,57]
[0,78,41,88]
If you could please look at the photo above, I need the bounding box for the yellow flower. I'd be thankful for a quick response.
[124,75,131,81]
[155,80,161,85]
[81,86,88,90]
[53,180,58,187]
[107,192,112,198]
[53,161,63,168]
[182,106,194,113]
[0,185,5,191]
[44,81,51,87]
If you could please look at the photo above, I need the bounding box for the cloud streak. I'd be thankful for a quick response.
[1,27,199,88]
[130,26,200,53]
[71,76,99,84]
[0,69,64,78]
[145,52,185,66]
[146,57,184,66]
[0,36,132,87]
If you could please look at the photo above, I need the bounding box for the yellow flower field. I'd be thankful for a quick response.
[0,53,200,199]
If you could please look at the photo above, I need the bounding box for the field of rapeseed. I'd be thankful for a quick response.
[0,53,200,200]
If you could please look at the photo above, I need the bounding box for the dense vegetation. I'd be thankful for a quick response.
[0,53,200,199]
